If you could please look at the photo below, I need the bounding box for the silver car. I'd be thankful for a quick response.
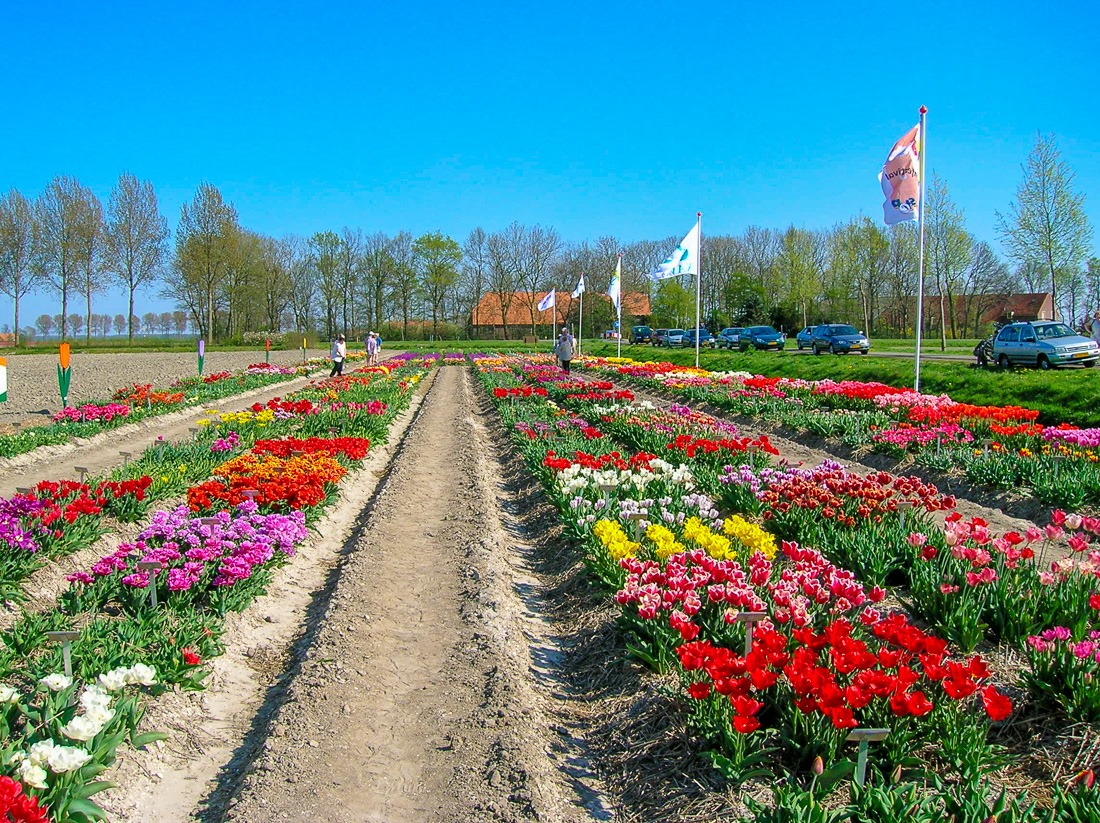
[991,321,1099,369]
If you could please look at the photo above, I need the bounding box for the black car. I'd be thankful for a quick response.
[651,328,668,347]
[811,324,870,355]
[715,327,744,349]
[739,325,786,351]
[630,325,652,344]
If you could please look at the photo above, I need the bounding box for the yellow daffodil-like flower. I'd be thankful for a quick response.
[722,514,777,559]
[592,519,640,560]
[646,523,685,560]
[196,419,212,427]
[178,465,187,473]
[682,516,736,560]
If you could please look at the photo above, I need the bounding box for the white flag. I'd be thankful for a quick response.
[607,256,621,310]
[650,222,700,281]
[537,289,556,312]
[571,274,586,298]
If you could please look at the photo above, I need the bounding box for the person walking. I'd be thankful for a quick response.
[1091,311,1100,347]
[554,327,575,374]
[366,332,379,366]
[329,335,347,377]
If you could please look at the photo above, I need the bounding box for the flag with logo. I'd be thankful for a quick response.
[650,222,700,281]
[607,256,621,310]
[537,290,556,312]
[879,124,921,225]
[571,274,585,298]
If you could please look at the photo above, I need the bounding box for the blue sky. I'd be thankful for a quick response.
[3,0,1098,323]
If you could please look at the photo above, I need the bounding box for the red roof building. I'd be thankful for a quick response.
[471,291,651,338]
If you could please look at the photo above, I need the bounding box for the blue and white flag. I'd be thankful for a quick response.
[650,222,700,281]
[571,274,586,299]
[537,289,556,312]
[607,256,621,310]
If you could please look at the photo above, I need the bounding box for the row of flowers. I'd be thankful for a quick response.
[472,352,1098,816]
[578,355,1100,510]
[0,356,437,821]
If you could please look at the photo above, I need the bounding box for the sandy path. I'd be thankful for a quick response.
[222,366,594,823]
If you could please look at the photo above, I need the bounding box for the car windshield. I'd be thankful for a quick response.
[749,326,777,334]
[668,329,685,335]
[829,325,859,335]
[1034,323,1076,339]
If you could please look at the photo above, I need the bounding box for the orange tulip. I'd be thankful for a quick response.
[59,343,71,370]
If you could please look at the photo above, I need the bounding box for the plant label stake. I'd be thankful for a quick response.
[120,451,132,466]
[895,499,916,532]
[189,427,200,439]
[74,466,89,483]
[137,561,162,609]
[598,482,617,510]
[16,486,30,495]
[57,343,71,408]
[730,611,767,657]
[46,631,80,679]
[197,339,205,377]
[846,728,889,787]
[241,489,259,502]
[625,511,646,541]
[302,338,307,365]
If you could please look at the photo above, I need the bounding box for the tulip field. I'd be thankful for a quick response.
[0,348,1098,821]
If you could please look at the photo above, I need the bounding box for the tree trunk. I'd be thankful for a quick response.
[13,297,19,348]
[128,278,136,343]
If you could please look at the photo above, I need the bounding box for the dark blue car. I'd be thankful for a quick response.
[811,324,870,355]
[683,328,715,348]
[738,325,786,352]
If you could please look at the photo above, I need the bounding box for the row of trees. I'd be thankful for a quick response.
[1,135,1093,345]
[26,311,189,339]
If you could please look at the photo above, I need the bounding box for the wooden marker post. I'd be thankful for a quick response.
[894,499,916,533]
[119,451,132,466]
[598,482,617,511]
[625,511,647,542]
[137,561,162,608]
[46,631,81,679]
[730,611,767,657]
[74,466,90,483]
[846,728,889,787]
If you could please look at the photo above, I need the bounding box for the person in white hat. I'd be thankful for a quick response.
[366,332,379,366]
[329,334,347,377]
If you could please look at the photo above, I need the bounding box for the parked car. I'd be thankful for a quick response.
[663,329,687,347]
[600,330,620,339]
[630,325,652,344]
[683,328,715,348]
[715,327,744,349]
[795,326,817,350]
[739,325,786,352]
[651,328,669,347]
[991,321,1099,369]
[811,324,870,355]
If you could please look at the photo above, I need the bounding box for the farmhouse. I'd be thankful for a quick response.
[471,291,651,339]
[879,292,1053,338]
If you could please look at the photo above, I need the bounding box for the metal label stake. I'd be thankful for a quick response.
[74,466,89,482]
[846,728,889,786]
[730,611,767,657]
[137,561,162,609]
[46,631,80,679]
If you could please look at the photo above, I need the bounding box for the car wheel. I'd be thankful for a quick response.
[998,354,1011,369]
[829,344,837,355]
[1038,355,1052,370]
[1084,361,1096,369]
[813,344,821,355]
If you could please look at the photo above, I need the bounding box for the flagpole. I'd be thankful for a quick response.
[914,105,928,392]
[695,211,702,368]
[578,276,583,358]
[616,253,622,358]
[552,290,557,345]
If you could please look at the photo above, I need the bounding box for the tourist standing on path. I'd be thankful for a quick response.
[329,335,347,377]
[554,327,575,374]
[366,332,379,366]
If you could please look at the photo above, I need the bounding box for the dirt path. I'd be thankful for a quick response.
[218,365,594,822]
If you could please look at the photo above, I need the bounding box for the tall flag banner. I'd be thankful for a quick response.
[537,290,556,312]
[607,257,621,310]
[571,275,585,298]
[879,124,921,226]
[650,222,700,281]
[0,357,7,403]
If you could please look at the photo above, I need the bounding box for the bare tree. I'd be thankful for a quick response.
[169,183,238,341]
[71,187,106,345]
[0,189,38,345]
[387,231,418,338]
[34,176,91,340]
[414,231,462,338]
[925,174,973,345]
[339,228,363,335]
[997,133,1093,321]
[113,313,126,335]
[105,172,169,342]
[486,230,519,339]
[461,228,489,336]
